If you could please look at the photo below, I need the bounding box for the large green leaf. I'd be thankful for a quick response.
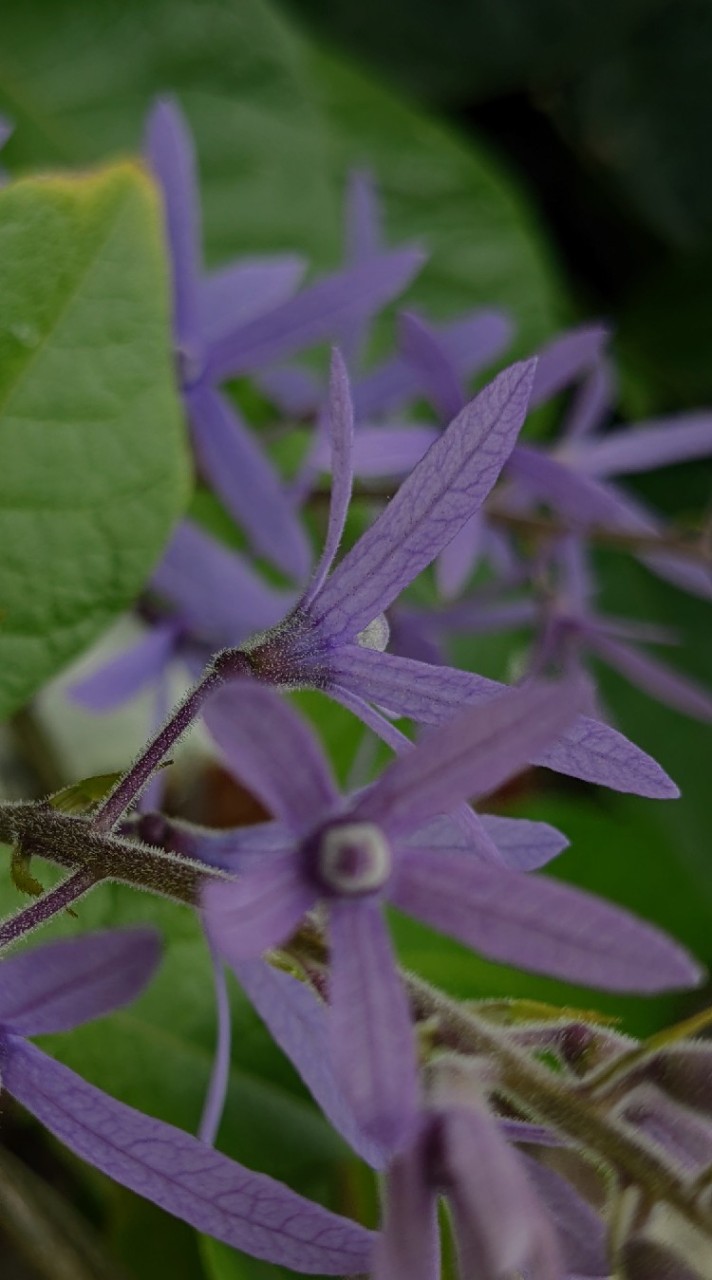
[0,163,188,717]
[0,0,560,354]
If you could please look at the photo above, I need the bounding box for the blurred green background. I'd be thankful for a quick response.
[0,0,711,1276]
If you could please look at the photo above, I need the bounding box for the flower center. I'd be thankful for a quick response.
[315,822,392,896]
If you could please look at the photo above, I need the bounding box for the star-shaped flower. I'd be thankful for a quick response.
[0,930,374,1275]
[218,349,679,801]
[145,98,423,577]
[203,677,698,1152]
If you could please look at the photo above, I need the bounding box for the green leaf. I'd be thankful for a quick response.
[200,1237,285,1280]
[0,162,188,718]
[0,0,560,354]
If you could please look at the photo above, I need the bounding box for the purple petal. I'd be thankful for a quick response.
[509,443,649,530]
[256,365,323,419]
[198,943,232,1147]
[311,360,537,644]
[230,958,389,1168]
[348,424,438,479]
[589,634,712,723]
[355,678,582,837]
[435,512,483,600]
[326,647,679,798]
[387,609,447,666]
[187,383,311,580]
[399,310,463,423]
[529,325,610,409]
[344,169,383,263]
[69,623,178,712]
[302,350,354,607]
[354,309,513,419]
[617,1083,712,1175]
[517,1153,608,1277]
[3,1039,373,1275]
[199,256,307,347]
[428,593,539,635]
[203,679,339,835]
[144,98,202,354]
[204,854,315,959]
[479,815,569,871]
[178,820,292,873]
[371,1121,440,1280]
[561,359,614,439]
[329,899,419,1153]
[569,412,712,477]
[391,850,701,991]
[439,1107,563,1280]
[0,929,161,1037]
[206,249,424,381]
[152,520,295,648]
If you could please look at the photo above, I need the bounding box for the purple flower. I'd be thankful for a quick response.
[372,1101,564,1279]
[203,677,699,1153]
[221,349,679,800]
[0,930,374,1275]
[145,99,423,577]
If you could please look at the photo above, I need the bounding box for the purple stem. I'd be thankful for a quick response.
[92,652,249,833]
[0,869,96,950]
[198,939,233,1147]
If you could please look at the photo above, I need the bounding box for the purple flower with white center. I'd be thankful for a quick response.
[0,930,374,1275]
[213,348,679,801]
[145,99,423,577]
[203,676,699,1153]
[371,1101,565,1279]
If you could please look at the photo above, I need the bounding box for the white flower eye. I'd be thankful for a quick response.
[317,823,392,896]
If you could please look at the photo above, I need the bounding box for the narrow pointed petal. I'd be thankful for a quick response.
[144,98,202,353]
[152,520,295,647]
[326,646,679,798]
[354,309,513,418]
[206,249,424,381]
[187,384,311,580]
[617,1084,712,1174]
[399,310,463,422]
[355,678,581,837]
[529,325,609,409]
[562,358,614,439]
[589,634,712,722]
[198,944,232,1147]
[435,512,483,599]
[430,593,539,635]
[329,899,419,1152]
[391,850,701,991]
[204,854,315,959]
[479,815,569,871]
[3,1039,373,1275]
[178,820,292,872]
[536,713,679,798]
[509,443,650,530]
[321,423,438,480]
[439,1107,563,1280]
[231,959,389,1168]
[345,169,383,262]
[302,350,354,606]
[570,412,712,477]
[517,1153,608,1277]
[0,930,161,1037]
[199,256,307,346]
[312,360,537,644]
[69,624,178,712]
[371,1123,440,1280]
[204,680,338,835]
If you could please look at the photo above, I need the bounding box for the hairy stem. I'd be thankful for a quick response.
[0,868,96,948]
[91,649,249,833]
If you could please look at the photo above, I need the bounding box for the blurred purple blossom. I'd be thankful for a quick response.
[145,99,423,578]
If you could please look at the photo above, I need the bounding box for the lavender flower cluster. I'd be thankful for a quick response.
[2,97,712,1279]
